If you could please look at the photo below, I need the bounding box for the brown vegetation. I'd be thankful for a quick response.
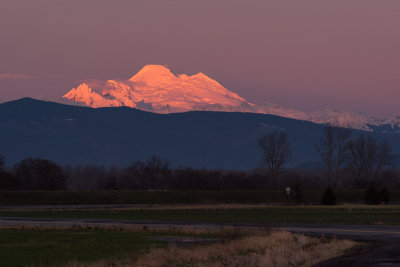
[71,230,356,267]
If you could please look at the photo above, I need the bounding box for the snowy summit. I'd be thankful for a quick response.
[63,65,249,113]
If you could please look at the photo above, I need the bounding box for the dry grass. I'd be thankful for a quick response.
[134,232,355,267]
[69,229,356,267]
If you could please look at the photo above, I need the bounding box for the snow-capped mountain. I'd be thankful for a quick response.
[63,65,311,120]
[64,65,250,113]
[307,109,383,131]
[63,65,397,131]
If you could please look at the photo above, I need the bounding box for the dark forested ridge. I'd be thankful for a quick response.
[0,98,399,170]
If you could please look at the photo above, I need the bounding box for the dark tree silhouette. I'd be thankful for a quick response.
[0,155,19,190]
[143,156,170,190]
[0,172,18,190]
[347,135,393,186]
[321,186,336,205]
[316,126,351,188]
[103,166,119,190]
[122,156,170,190]
[258,132,291,185]
[364,182,381,204]
[14,158,66,190]
[122,161,146,189]
[0,155,4,172]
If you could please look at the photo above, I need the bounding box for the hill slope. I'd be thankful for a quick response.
[0,98,399,169]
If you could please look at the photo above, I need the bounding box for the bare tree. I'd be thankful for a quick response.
[347,134,393,185]
[316,126,351,188]
[258,132,291,185]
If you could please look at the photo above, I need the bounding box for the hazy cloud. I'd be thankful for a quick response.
[0,73,39,80]
[47,74,62,79]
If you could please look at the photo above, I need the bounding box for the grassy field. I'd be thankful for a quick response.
[1,204,399,225]
[0,227,171,266]
[0,226,355,267]
[0,190,399,205]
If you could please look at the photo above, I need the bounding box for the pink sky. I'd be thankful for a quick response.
[0,0,399,118]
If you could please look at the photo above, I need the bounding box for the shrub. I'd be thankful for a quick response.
[364,182,381,205]
[321,186,336,205]
[380,187,390,204]
[0,172,19,190]
[294,183,304,204]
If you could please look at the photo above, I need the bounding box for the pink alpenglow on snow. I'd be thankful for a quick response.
[64,65,250,113]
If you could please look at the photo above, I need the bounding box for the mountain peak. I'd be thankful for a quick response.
[129,65,177,81]
[64,65,248,112]
[140,64,171,72]
[190,72,214,81]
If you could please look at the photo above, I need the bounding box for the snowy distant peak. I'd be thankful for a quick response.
[129,65,178,83]
[133,64,174,75]
[308,109,381,131]
[129,65,216,84]
[63,65,249,113]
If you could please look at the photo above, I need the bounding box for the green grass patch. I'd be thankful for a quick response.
[1,205,400,225]
[0,227,201,267]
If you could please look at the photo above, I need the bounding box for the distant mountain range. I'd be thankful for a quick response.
[63,65,400,132]
[1,98,399,169]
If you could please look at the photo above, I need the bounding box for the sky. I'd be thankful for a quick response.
[0,0,399,118]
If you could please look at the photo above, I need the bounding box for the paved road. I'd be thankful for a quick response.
[3,203,400,210]
[279,224,400,241]
[0,216,399,240]
[280,224,400,267]
[0,217,399,266]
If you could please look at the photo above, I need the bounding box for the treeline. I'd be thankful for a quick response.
[0,154,399,191]
[257,127,400,204]
[0,158,66,190]
[0,125,399,192]
[259,127,399,189]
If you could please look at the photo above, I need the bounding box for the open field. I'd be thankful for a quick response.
[1,190,400,205]
[0,226,355,267]
[0,227,168,266]
[1,204,400,225]
[1,195,398,265]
